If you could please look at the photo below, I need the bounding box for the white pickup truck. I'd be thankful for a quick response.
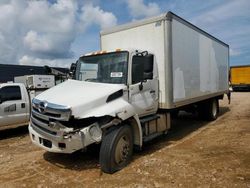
[0,83,30,130]
[0,75,55,130]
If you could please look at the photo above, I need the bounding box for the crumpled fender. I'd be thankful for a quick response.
[75,97,143,147]
[77,97,136,120]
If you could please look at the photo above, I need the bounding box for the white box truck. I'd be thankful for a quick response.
[28,12,229,173]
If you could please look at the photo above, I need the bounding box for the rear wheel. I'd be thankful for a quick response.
[99,125,133,174]
[198,99,219,121]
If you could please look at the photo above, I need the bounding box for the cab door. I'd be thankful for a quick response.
[0,85,28,128]
[129,53,159,116]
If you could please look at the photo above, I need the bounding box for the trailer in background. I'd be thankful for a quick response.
[230,65,250,91]
[14,75,55,100]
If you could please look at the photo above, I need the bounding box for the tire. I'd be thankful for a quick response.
[99,125,133,174]
[208,99,219,120]
[198,99,219,121]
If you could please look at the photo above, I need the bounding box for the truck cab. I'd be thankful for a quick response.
[76,50,159,116]
[0,83,30,130]
[29,49,167,173]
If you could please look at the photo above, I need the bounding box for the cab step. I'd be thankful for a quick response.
[143,132,163,142]
[140,114,159,124]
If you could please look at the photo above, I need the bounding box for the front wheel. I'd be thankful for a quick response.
[99,125,133,174]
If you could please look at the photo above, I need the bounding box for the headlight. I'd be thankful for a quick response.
[89,124,102,142]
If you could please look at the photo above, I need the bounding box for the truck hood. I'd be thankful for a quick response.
[35,79,128,118]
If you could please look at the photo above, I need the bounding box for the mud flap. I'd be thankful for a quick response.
[227,91,231,104]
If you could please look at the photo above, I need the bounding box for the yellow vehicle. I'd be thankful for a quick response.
[231,65,250,91]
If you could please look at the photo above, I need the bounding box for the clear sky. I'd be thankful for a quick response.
[0,0,249,68]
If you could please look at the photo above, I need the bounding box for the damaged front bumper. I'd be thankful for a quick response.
[29,122,102,153]
[30,98,103,153]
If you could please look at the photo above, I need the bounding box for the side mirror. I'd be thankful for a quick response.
[143,54,154,80]
[69,62,77,79]
[132,56,144,84]
[44,65,52,74]
[139,82,143,91]
[0,95,4,104]
[132,53,154,86]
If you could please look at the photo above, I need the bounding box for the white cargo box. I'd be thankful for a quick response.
[101,12,229,109]
[14,75,55,89]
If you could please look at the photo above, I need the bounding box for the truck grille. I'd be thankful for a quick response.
[32,107,61,118]
[31,121,57,136]
[30,98,71,136]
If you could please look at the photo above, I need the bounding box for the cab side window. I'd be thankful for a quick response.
[0,86,21,103]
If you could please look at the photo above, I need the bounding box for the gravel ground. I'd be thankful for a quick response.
[0,92,249,188]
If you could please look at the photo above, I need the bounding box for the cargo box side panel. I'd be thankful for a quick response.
[101,21,168,106]
[171,19,229,105]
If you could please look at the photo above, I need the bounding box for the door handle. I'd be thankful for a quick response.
[150,90,156,94]
[21,103,25,108]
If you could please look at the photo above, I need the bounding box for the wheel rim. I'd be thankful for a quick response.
[212,101,217,117]
[115,135,130,165]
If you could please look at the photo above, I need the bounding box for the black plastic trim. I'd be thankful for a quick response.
[106,89,123,103]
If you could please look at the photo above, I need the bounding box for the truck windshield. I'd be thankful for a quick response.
[76,51,128,84]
